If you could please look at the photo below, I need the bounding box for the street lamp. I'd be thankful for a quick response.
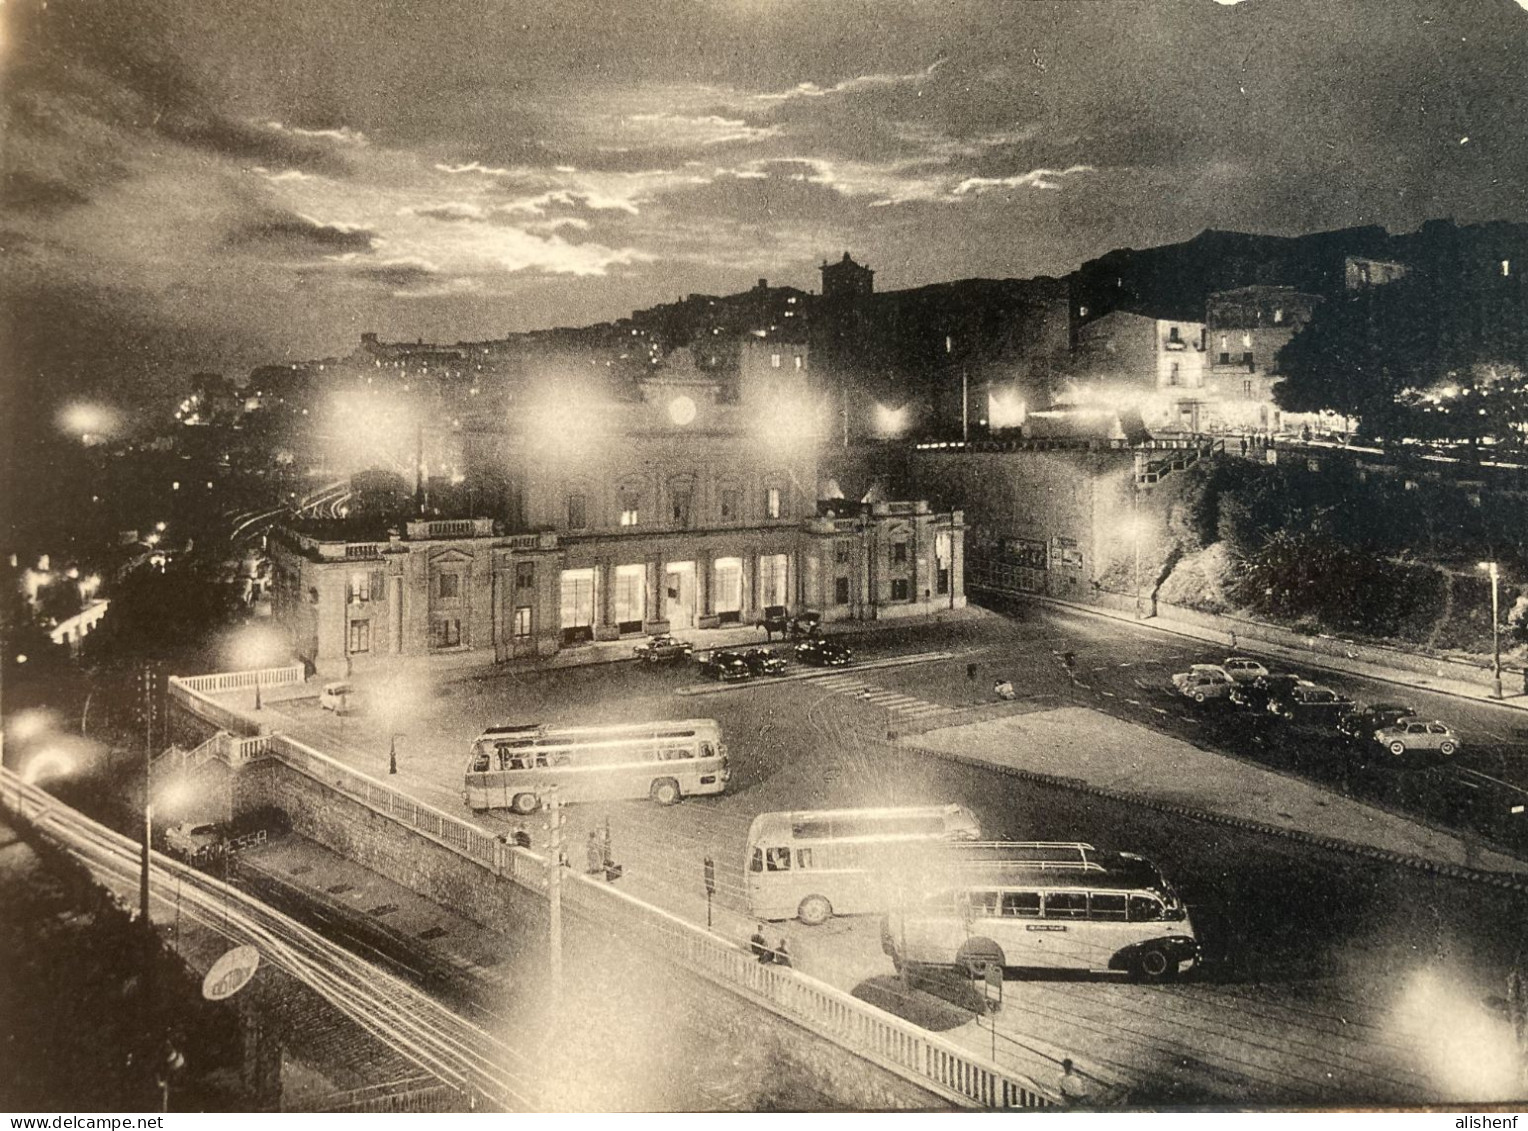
[1479,560,1503,699]
[1131,492,1144,620]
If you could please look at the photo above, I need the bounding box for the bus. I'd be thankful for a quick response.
[744,804,983,925]
[463,719,729,813]
[881,843,1199,983]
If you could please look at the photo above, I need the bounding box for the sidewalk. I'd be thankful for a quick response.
[1032,593,1528,717]
[908,704,1528,879]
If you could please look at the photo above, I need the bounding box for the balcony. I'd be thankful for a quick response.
[405,517,495,540]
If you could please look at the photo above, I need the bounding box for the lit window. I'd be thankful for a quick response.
[771,353,782,369]
[1273,308,1284,324]
[619,492,639,527]
[348,620,371,654]
[513,606,532,639]
[1504,259,1513,277]
[766,487,783,519]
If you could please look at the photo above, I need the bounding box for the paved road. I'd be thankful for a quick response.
[259,609,1528,1105]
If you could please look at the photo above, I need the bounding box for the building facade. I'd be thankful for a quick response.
[271,338,964,674]
[1068,311,1209,433]
[1201,285,1321,434]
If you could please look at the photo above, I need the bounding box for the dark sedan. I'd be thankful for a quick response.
[633,633,694,663]
[1228,672,1301,713]
[1337,702,1419,746]
[698,650,753,681]
[795,638,852,667]
[1266,681,1355,726]
[741,648,789,676]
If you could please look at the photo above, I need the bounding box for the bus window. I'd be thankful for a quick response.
[471,754,491,773]
[1090,893,1128,921]
[750,848,764,873]
[1044,892,1088,919]
[766,847,792,871]
[967,891,1000,918]
[1001,891,1041,918]
[700,743,714,759]
[1128,895,1165,922]
[796,848,813,869]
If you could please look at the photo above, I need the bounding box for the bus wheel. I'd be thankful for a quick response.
[649,777,682,806]
[958,941,1004,979]
[797,894,833,926]
[1135,946,1179,983]
[510,792,539,815]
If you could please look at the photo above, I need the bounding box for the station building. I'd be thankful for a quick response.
[270,339,964,674]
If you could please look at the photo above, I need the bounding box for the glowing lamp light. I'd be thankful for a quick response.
[873,403,910,438]
[667,395,697,426]
[988,390,1027,431]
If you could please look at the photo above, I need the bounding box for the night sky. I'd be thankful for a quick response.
[4,0,1528,431]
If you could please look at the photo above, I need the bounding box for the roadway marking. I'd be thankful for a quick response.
[1152,707,1170,715]
[1124,699,1142,706]
[1100,691,1117,698]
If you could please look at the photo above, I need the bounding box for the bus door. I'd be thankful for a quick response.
[746,843,795,919]
[1034,890,1092,969]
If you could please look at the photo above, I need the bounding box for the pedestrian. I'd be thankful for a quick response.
[774,938,793,969]
[586,830,603,877]
[750,925,771,962]
[599,820,614,871]
[1239,436,1248,457]
[1057,1059,1091,1107]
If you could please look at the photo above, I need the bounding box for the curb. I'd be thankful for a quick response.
[1021,594,1528,717]
[900,740,1528,895]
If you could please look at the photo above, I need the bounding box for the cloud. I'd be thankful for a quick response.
[1,170,92,215]
[224,210,377,255]
[343,259,440,290]
[753,58,948,105]
[952,164,1096,196]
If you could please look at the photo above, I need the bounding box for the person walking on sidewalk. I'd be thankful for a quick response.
[586,830,604,878]
[751,925,771,962]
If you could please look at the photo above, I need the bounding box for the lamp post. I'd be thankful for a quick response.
[1132,492,1143,620]
[1480,560,1503,699]
[389,733,404,775]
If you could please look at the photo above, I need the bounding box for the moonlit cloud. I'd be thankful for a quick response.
[952,164,1096,195]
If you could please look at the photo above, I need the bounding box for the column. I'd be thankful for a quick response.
[698,548,720,629]
[594,558,619,641]
[644,557,668,634]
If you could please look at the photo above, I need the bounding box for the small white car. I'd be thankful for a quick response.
[319,681,360,714]
[1221,656,1271,684]
[163,822,223,860]
[1171,664,1232,702]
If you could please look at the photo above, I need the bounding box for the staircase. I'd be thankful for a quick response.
[1135,438,1223,486]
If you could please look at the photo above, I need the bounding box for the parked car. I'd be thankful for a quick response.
[319,681,363,714]
[795,638,852,667]
[697,650,753,681]
[1228,672,1301,712]
[1266,681,1355,726]
[1220,656,1271,684]
[760,605,791,639]
[633,633,694,663]
[1372,717,1461,759]
[741,647,789,676]
[163,822,224,861]
[1337,702,1419,746]
[1171,664,1232,703]
[789,611,824,639]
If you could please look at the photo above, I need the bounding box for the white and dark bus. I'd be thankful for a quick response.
[744,804,983,925]
[882,843,1200,983]
[463,719,729,813]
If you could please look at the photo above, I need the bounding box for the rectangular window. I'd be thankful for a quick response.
[892,542,908,564]
[348,619,370,654]
[567,493,587,530]
[796,847,813,869]
[1219,352,1231,365]
[759,554,789,607]
[891,578,910,601]
[614,564,645,633]
[1243,379,1254,398]
[431,617,461,649]
[1242,352,1255,368]
[1001,891,1041,918]
[1128,895,1165,922]
[835,540,851,565]
[515,562,534,590]
[1169,362,1180,386]
[834,576,850,605]
[1044,892,1088,920]
[770,353,782,369]
[670,489,692,528]
[766,486,782,519]
[619,493,639,527]
[513,606,532,639]
[1089,893,1128,921]
[720,488,741,522]
[437,572,460,599]
[937,567,950,595]
[1273,308,1285,324]
[966,891,1000,918]
[794,354,804,370]
[349,571,371,603]
[1168,325,1181,343]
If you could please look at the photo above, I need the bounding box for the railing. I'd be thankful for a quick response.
[170,678,1058,1109]
[407,517,494,540]
[167,679,264,738]
[173,666,305,693]
[299,1079,467,1114]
